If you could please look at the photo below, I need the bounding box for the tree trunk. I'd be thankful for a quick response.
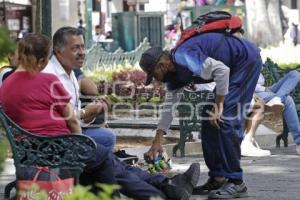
[245,0,273,47]
[267,0,283,45]
[245,0,284,47]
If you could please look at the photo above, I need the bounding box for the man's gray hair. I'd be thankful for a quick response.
[53,27,84,49]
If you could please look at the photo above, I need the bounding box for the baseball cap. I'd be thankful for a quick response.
[139,46,164,85]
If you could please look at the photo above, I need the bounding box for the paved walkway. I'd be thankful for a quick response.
[177,145,300,200]
[1,144,300,199]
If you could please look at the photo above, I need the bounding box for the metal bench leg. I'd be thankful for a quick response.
[173,130,188,157]
[172,144,179,157]
[276,118,289,148]
[173,141,186,157]
[282,119,289,147]
[179,140,186,158]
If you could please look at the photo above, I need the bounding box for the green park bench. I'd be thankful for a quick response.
[84,37,150,71]
[262,58,300,147]
[0,106,97,199]
[173,89,215,157]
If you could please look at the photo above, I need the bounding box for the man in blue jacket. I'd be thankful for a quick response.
[139,22,262,199]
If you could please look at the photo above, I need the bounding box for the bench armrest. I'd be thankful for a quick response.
[0,108,96,170]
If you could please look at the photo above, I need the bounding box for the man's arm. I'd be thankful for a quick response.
[157,88,184,132]
[74,68,98,96]
[200,57,230,96]
[200,57,230,128]
[78,78,98,96]
[144,88,184,161]
[73,68,108,124]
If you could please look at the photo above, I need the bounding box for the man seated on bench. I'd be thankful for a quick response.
[73,67,139,164]
[43,27,116,151]
[0,33,200,200]
[255,72,300,155]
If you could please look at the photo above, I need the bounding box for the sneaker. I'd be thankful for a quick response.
[193,177,227,195]
[265,97,284,114]
[162,163,200,200]
[241,138,271,157]
[208,182,248,199]
[266,97,284,107]
[251,138,260,148]
[296,145,300,155]
[114,150,138,165]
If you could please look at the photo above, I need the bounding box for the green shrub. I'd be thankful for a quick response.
[0,137,9,172]
[278,63,300,69]
[0,27,16,62]
[84,63,139,83]
[65,184,122,200]
[65,184,162,200]
[260,44,300,65]
[22,183,162,200]
[0,60,8,67]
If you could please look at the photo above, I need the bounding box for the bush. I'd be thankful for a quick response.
[97,69,166,106]
[84,63,140,83]
[260,43,300,65]
[65,184,122,200]
[0,137,9,172]
[278,63,300,69]
[19,183,131,200]
[64,184,162,200]
[0,28,16,62]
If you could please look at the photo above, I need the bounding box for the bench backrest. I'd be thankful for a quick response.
[178,89,215,135]
[84,37,150,71]
[0,107,96,172]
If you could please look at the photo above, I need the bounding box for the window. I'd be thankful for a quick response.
[291,0,297,9]
[93,0,101,11]
[139,4,145,11]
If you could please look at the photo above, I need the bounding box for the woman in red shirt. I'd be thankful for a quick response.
[0,33,81,135]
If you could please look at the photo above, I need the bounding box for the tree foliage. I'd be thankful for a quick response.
[0,27,16,61]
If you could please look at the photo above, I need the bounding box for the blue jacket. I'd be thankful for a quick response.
[168,33,261,90]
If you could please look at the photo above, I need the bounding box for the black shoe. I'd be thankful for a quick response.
[208,182,248,199]
[193,177,227,195]
[182,162,201,192]
[114,150,138,165]
[162,163,200,200]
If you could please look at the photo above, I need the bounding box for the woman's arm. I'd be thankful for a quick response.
[62,103,82,134]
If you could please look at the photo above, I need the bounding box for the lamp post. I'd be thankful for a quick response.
[41,0,51,37]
